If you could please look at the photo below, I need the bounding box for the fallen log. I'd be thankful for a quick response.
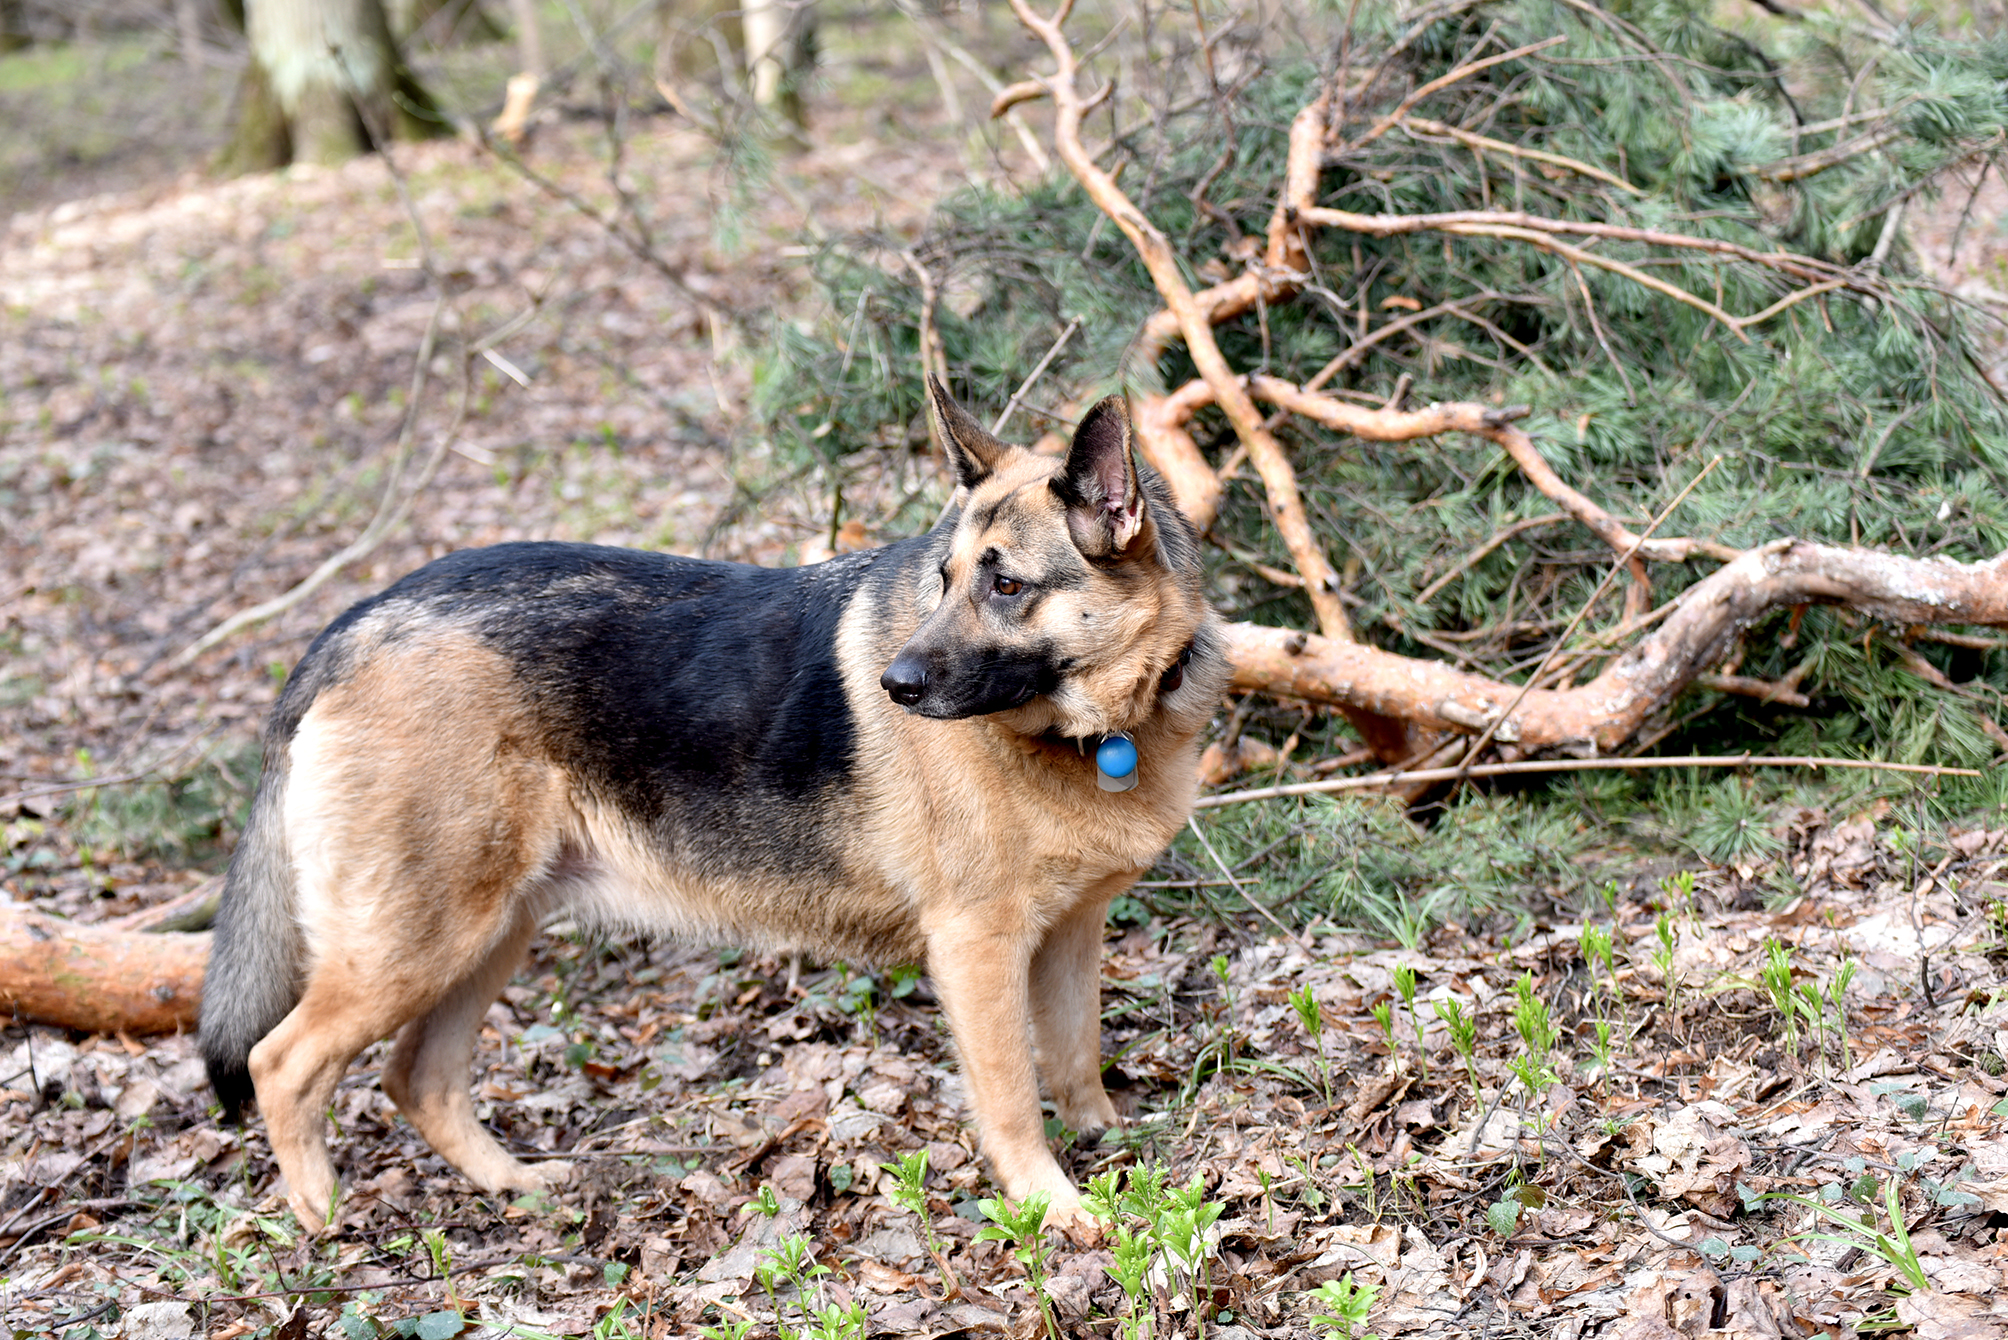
[0,904,207,1035]
[1220,540,2008,755]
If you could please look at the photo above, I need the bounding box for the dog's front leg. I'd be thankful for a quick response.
[1030,870,1133,1140]
[927,912,1081,1218]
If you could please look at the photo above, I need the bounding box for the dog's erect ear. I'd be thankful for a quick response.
[927,374,1011,490]
[1054,394,1147,558]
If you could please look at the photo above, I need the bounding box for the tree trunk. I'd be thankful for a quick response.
[505,0,540,76]
[0,0,28,54]
[217,0,441,175]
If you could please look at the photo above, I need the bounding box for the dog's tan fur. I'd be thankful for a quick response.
[205,382,1223,1229]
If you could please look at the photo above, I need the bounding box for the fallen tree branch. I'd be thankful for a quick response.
[1696,669,1812,708]
[1292,205,1871,298]
[1346,35,1570,156]
[1457,454,1724,773]
[1245,375,1743,567]
[1132,377,1225,530]
[1195,752,1982,808]
[1398,115,1643,195]
[0,906,206,1035]
[1011,0,1353,643]
[1217,540,2008,755]
[997,6,2003,778]
[105,879,222,934]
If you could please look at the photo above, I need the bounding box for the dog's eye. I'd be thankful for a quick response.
[993,576,1023,597]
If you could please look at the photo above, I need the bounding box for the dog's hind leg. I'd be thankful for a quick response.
[1030,871,1131,1139]
[248,952,447,1230]
[380,908,554,1197]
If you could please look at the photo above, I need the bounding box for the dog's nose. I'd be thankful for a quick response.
[881,653,927,707]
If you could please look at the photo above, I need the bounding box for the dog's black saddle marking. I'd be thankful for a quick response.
[278,540,929,884]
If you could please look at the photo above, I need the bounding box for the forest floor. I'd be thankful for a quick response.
[2,11,2008,1340]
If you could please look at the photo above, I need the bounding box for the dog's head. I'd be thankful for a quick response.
[880,377,1219,739]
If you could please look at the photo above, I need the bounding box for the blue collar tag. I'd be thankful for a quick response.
[1095,734,1140,792]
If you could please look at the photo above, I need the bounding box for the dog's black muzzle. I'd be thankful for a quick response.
[881,643,1058,718]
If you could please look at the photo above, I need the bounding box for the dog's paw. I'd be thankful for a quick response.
[512,1159,574,1194]
[1072,1114,1123,1146]
[1041,1195,1106,1246]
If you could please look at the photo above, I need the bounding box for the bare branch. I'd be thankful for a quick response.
[1245,376,1743,566]
[1398,115,1643,195]
[1196,751,1977,808]
[1218,540,2008,756]
[1010,0,1353,642]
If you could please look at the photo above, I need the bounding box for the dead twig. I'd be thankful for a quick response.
[1455,456,1723,776]
[1695,668,1812,708]
[1195,753,1981,808]
[1187,818,1317,956]
[993,315,1083,436]
[1010,0,1352,642]
[1344,35,1570,156]
[167,297,469,671]
[1415,513,1569,608]
[1397,115,1643,194]
[1245,376,1742,567]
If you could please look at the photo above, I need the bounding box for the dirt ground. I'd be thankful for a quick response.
[2,11,2007,1340]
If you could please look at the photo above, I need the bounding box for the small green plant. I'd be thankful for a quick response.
[1760,1176,1930,1295]
[1305,1272,1381,1339]
[420,1227,452,1281]
[1486,1195,1523,1237]
[831,964,879,1043]
[746,1184,782,1218]
[881,1150,958,1299]
[1285,1151,1328,1215]
[1082,1165,1228,1337]
[1660,869,1698,920]
[1827,959,1858,1072]
[1369,999,1397,1054]
[1587,1017,1616,1085]
[1158,1176,1227,1324]
[754,1231,868,1340]
[1653,914,1680,1011]
[1794,980,1830,1073]
[1392,963,1427,1080]
[1290,985,1335,1108]
[1434,997,1481,1105]
[1345,1143,1379,1221]
[1508,972,1561,1101]
[1105,1218,1157,1340]
[697,1319,755,1340]
[1580,924,1613,997]
[976,1193,1059,1340]
[1759,938,1801,1060]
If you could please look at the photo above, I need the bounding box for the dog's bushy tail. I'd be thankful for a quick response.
[199,759,304,1122]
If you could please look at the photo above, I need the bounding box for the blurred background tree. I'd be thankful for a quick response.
[217,0,443,172]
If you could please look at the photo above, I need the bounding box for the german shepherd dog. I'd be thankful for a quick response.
[199,378,1224,1230]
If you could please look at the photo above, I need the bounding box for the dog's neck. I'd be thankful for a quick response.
[1035,640,1195,755]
